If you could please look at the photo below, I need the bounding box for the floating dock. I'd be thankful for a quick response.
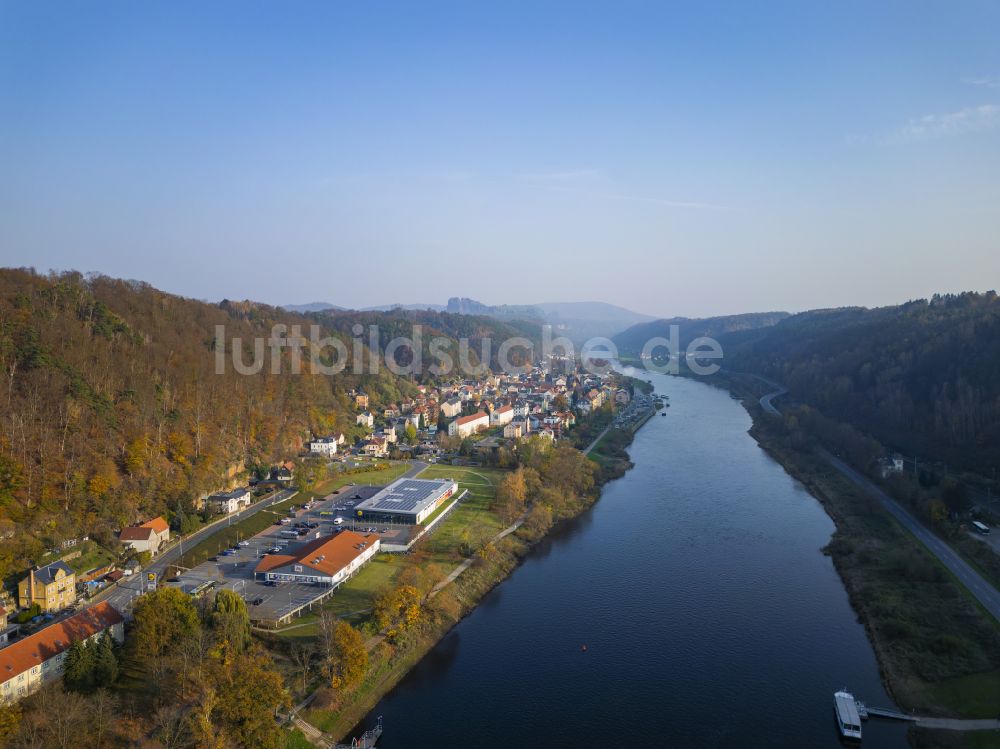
[334,716,383,748]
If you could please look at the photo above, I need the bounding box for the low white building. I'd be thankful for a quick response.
[356,411,374,428]
[309,436,338,457]
[207,487,252,514]
[491,404,514,426]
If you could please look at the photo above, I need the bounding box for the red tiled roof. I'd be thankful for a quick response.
[140,516,169,534]
[0,602,122,683]
[119,525,155,542]
[255,531,379,578]
[455,411,488,426]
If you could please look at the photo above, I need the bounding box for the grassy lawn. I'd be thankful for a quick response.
[64,540,118,574]
[312,462,412,496]
[917,670,1000,719]
[283,729,316,749]
[417,465,507,555]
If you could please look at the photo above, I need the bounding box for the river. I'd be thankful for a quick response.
[352,370,909,747]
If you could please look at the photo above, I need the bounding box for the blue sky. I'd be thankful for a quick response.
[1,1,998,317]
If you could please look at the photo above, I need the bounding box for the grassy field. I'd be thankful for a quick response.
[312,462,412,495]
[417,464,506,555]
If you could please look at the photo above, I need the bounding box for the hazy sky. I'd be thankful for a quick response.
[2,1,999,318]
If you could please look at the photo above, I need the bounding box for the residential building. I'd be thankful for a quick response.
[354,392,369,409]
[491,404,514,426]
[254,531,380,585]
[309,436,338,457]
[271,462,294,484]
[356,411,374,428]
[448,411,490,438]
[0,602,124,703]
[18,561,77,613]
[360,436,388,458]
[441,397,462,418]
[0,606,17,646]
[207,487,252,514]
[119,516,171,557]
[503,422,523,439]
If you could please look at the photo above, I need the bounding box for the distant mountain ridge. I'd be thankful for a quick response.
[284,297,658,342]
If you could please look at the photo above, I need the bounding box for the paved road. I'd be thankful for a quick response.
[93,488,297,615]
[759,385,787,416]
[822,449,1000,623]
[756,379,1000,624]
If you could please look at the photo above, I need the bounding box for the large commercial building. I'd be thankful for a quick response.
[354,478,458,525]
[254,531,380,585]
[0,602,123,703]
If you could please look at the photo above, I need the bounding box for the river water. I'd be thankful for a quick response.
[353,370,909,747]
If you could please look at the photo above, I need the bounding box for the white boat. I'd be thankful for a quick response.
[834,690,863,741]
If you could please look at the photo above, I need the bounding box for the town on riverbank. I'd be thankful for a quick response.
[0,358,658,747]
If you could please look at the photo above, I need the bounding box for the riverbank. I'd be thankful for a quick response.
[712,373,1000,748]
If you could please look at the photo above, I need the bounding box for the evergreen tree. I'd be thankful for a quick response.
[63,640,95,692]
[93,631,119,687]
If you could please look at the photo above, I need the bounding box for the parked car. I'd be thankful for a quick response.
[251,597,264,606]
[238,540,250,547]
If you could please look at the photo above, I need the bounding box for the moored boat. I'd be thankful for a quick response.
[834,690,863,741]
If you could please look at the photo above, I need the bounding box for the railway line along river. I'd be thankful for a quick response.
[351,369,910,748]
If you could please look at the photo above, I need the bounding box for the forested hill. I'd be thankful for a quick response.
[0,269,510,572]
[720,292,1000,475]
[313,307,542,372]
[612,311,789,355]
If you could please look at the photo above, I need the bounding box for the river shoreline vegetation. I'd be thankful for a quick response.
[705,371,1000,749]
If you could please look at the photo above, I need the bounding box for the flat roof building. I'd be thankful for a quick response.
[354,477,458,525]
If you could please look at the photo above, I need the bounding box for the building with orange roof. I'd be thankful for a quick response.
[447,410,489,438]
[254,530,380,585]
[119,515,170,556]
[0,601,123,703]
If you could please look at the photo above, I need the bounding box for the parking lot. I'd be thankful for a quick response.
[165,482,419,624]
